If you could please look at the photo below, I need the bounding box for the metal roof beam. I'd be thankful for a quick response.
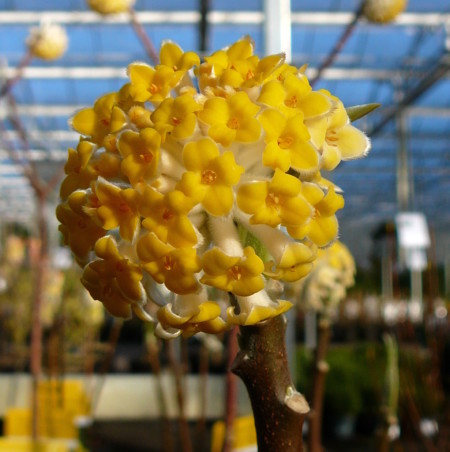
[0,11,448,27]
[5,66,447,81]
[368,54,450,136]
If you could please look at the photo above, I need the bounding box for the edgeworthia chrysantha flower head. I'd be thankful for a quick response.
[27,22,68,60]
[57,37,370,338]
[87,0,135,15]
[363,0,408,24]
[292,240,356,316]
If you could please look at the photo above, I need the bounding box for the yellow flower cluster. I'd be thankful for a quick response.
[294,241,356,315]
[57,38,370,338]
[26,23,68,61]
[363,0,408,24]
[87,0,135,15]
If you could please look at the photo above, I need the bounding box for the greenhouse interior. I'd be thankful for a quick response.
[0,0,449,451]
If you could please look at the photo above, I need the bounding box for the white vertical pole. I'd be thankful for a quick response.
[264,0,292,62]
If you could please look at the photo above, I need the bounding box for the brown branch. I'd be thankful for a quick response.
[128,8,159,65]
[0,50,33,99]
[223,327,239,452]
[307,317,332,452]
[146,335,174,452]
[91,318,123,412]
[30,192,50,438]
[310,2,365,87]
[196,339,210,452]
[232,315,309,452]
[166,339,193,452]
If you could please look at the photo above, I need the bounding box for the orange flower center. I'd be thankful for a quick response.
[277,135,294,149]
[77,219,87,229]
[140,153,153,163]
[172,116,181,125]
[246,69,254,80]
[227,117,240,130]
[119,201,130,213]
[201,169,217,185]
[162,208,174,221]
[149,83,159,94]
[285,95,298,108]
[229,265,242,280]
[326,130,338,144]
[90,194,101,208]
[163,255,174,271]
[266,192,280,207]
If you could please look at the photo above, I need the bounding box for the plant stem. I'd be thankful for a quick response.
[167,339,193,452]
[308,317,331,452]
[128,7,159,64]
[223,327,238,452]
[232,314,309,452]
[30,192,49,439]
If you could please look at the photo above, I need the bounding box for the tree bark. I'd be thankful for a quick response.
[232,315,309,452]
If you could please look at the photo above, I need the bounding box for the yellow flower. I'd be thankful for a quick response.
[140,186,198,248]
[159,41,200,74]
[71,92,128,145]
[306,92,370,171]
[60,141,97,200]
[27,23,68,60]
[197,91,261,147]
[264,241,315,283]
[87,0,135,15]
[84,178,141,242]
[197,37,283,91]
[118,127,161,186]
[177,139,244,216]
[237,169,313,228]
[81,235,149,321]
[137,232,201,295]
[127,62,183,103]
[151,93,201,141]
[200,246,265,297]
[258,73,333,119]
[55,192,105,262]
[258,108,320,174]
[287,180,345,247]
[156,288,229,338]
[227,291,292,326]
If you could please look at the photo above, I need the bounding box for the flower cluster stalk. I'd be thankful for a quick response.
[232,314,309,451]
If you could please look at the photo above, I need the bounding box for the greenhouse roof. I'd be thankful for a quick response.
[0,0,449,264]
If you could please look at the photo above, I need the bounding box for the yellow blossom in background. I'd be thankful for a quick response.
[293,241,357,315]
[27,22,68,60]
[363,0,408,24]
[87,0,135,15]
[58,37,371,337]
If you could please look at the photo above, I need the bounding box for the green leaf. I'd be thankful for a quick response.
[346,103,381,122]
[237,223,270,262]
